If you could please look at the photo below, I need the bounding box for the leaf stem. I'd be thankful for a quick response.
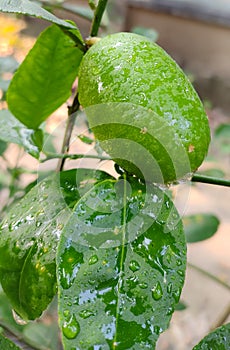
[90,0,108,37]
[188,263,230,291]
[191,174,230,187]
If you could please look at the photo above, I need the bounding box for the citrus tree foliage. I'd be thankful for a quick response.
[0,0,228,349]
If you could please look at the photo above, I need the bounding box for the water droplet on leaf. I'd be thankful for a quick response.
[152,282,163,300]
[62,314,80,340]
[129,260,140,272]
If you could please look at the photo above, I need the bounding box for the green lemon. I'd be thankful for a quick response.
[78,32,210,184]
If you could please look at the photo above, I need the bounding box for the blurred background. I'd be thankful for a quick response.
[0,1,229,349]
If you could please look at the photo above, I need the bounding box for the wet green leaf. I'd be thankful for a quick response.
[57,177,186,349]
[0,110,41,158]
[0,333,21,349]
[7,25,83,129]
[0,169,113,320]
[0,0,77,29]
[183,214,220,243]
[193,323,230,350]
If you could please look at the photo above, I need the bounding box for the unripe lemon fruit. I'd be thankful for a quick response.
[78,32,210,184]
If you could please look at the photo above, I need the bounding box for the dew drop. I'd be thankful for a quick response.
[154,325,163,335]
[172,289,181,303]
[79,309,95,319]
[167,282,173,294]
[166,306,174,316]
[89,255,98,265]
[152,282,163,301]
[129,260,140,272]
[62,314,80,340]
[139,282,148,289]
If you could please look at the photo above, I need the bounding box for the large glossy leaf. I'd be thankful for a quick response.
[183,214,220,243]
[0,333,21,350]
[7,25,83,129]
[57,177,186,349]
[0,0,77,29]
[193,323,230,350]
[0,110,42,158]
[0,169,113,320]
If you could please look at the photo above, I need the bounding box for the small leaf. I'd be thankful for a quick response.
[131,26,159,42]
[0,110,41,158]
[57,177,186,349]
[0,0,77,29]
[0,168,113,320]
[78,134,94,145]
[0,333,21,349]
[193,323,230,350]
[7,25,83,129]
[183,214,220,243]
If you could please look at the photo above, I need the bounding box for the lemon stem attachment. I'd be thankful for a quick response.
[90,0,108,37]
[191,174,230,187]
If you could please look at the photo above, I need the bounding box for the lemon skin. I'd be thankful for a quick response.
[78,32,210,184]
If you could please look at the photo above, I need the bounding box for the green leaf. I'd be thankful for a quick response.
[0,110,41,158]
[0,0,77,29]
[183,214,220,243]
[7,25,83,129]
[57,177,186,349]
[193,323,230,350]
[0,333,21,350]
[0,169,113,320]
[131,26,159,42]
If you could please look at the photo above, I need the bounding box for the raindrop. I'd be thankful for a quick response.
[152,282,163,301]
[167,282,173,294]
[12,310,28,325]
[154,325,163,335]
[62,314,80,340]
[89,255,99,265]
[139,282,148,289]
[172,289,181,303]
[129,260,140,272]
[79,309,95,319]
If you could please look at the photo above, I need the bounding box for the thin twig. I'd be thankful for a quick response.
[56,94,80,172]
[90,0,108,37]
[188,263,230,291]
[191,174,230,187]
